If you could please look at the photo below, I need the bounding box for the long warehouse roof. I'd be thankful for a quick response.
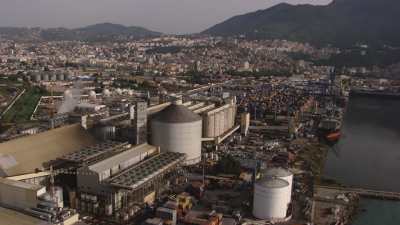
[107,152,185,190]
[0,124,96,177]
[0,207,46,225]
[60,141,129,163]
[88,144,157,174]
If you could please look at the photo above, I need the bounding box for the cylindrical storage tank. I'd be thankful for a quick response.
[105,204,113,216]
[219,111,225,135]
[54,186,64,208]
[57,73,65,81]
[65,72,72,81]
[42,73,49,81]
[207,114,215,138]
[253,177,290,220]
[151,101,202,165]
[34,73,41,82]
[50,73,57,81]
[263,167,293,198]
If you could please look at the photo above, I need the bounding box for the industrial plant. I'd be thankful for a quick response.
[0,73,348,225]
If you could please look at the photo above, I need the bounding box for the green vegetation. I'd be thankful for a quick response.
[203,0,400,47]
[227,69,292,77]
[2,87,47,123]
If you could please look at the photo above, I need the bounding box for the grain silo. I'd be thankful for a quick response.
[151,100,202,165]
[264,167,293,192]
[253,177,290,220]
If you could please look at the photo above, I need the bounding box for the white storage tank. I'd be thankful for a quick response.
[253,177,290,220]
[264,167,293,190]
[54,186,64,208]
[151,100,202,165]
[102,89,111,97]
[89,90,97,101]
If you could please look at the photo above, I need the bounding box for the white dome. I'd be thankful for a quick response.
[151,104,202,165]
[89,90,97,100]
[102,89,111,97]
[64,89,73,99]
[115,88,122,95]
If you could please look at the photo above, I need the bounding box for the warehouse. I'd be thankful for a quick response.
[0,124,96,178]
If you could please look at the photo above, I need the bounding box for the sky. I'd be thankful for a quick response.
[0,0,332,34]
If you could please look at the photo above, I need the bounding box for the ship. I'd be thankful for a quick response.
[318,118,342,144]
[326,131,341,142]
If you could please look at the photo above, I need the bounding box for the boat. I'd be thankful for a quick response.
[326,131,341,142]
[318,118,342,144]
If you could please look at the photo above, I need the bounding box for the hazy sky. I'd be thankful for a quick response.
[0,0,332,34]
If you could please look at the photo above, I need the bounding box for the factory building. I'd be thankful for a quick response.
[76,144,158,194]
[0,178,79,225]
[76,151,185,223]
[54,140,185,223]
[151,100,202,165]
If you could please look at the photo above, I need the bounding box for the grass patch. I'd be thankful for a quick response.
[2,87,46,123]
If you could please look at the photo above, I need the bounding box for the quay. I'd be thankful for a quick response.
[316,185,400,200]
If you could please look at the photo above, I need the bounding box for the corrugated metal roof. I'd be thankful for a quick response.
[88,144,157,174]
[0,124,96,177]
[108,152,185,189]
[153,104,202,123]
[0,207,45,225]
[60,141,128,163]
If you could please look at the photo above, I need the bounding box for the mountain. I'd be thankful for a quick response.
[203,0,400,47]
[0,23,162,41]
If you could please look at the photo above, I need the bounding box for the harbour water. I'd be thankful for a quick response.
[324,95,400,224]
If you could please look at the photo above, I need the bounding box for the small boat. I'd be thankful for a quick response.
[326,131,341,142]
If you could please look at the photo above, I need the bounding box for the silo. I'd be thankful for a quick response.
[42,73,49,81]
[57,72,65,81]
[151,100,202,165]
[206,114,215,138]
[65,72,72,81]
[50,73,57,81]
[34,73,41,82]
[264,168,293,193]
[48,186,64,208]
[253,177,290,220]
